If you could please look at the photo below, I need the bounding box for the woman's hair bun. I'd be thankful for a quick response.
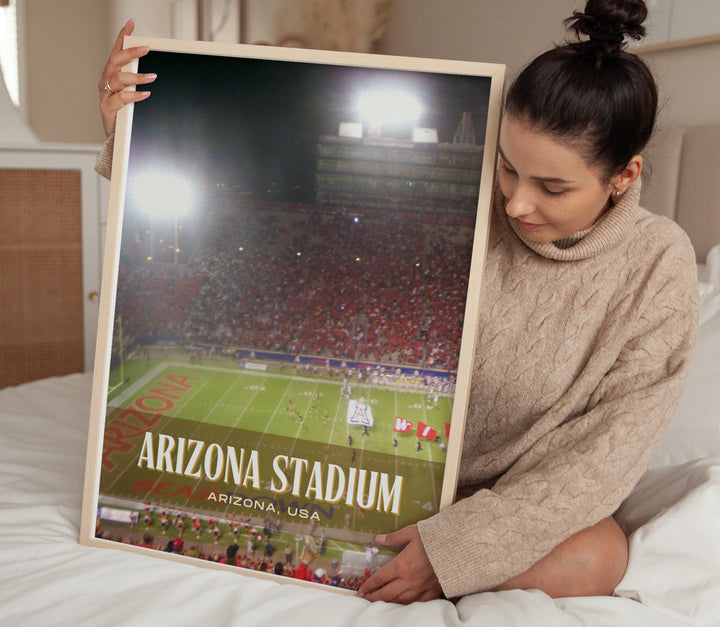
[505,0,657,180]
[565,0,648,51]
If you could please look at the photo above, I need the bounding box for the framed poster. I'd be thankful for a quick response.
[80,36,504,594]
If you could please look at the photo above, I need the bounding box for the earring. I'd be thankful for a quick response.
[615,190,622,197]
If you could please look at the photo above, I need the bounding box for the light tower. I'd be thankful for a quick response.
[453,112,476,145]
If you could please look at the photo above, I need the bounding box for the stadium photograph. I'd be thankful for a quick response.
[93,44,493,592]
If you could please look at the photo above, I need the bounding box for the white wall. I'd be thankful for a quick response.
[106,0,176,42]
[24,0,109,143]
[380,0,720,130]
[644,0,720,46]
[16,0,720,144]
[18,0,182,145]
[640,41,720,128]
[380,0,575,82]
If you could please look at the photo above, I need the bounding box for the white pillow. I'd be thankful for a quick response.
[649,244,720,468]
[614,458,720,626]
[698,242,720,287]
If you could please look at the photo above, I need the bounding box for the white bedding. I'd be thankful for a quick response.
[0,371,718,627]
[3,244,720,627]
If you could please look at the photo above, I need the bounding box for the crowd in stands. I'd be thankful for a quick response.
[115,204,473,370]
[97,510,368,591]
[116,263,203,342]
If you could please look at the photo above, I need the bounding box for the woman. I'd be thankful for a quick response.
[96,0,698,603]
[357,0,697,603]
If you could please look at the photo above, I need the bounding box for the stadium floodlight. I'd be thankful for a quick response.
[357,89,422,137]
[134,169,195,263]
[134,169,194,218]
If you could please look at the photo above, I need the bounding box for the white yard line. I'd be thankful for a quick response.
[420,399,438,512]
[107,363,169,408]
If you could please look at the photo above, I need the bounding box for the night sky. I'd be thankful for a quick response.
[128,48,492,207]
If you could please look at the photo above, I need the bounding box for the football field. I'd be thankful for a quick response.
[100,354,451,541]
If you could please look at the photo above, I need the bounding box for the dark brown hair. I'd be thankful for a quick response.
[505,0,657,182]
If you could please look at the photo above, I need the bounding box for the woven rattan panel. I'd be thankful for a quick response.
[0,169,84,388]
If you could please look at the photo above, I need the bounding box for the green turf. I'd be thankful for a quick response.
[99,355,452,547]
[107,355,452,460]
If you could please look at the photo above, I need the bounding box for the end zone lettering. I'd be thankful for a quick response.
[101,374,200,471]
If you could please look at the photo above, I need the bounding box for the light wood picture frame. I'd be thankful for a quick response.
[80,35,504,593]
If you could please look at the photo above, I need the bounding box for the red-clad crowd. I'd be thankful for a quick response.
[116,206,472,369]
[98,526,367,591]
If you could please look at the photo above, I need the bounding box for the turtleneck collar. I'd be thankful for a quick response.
[502,179,642,261]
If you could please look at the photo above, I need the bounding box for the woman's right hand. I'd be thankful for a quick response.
[98,18,157,137]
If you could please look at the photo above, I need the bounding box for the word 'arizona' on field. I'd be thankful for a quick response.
[136,431,405,515]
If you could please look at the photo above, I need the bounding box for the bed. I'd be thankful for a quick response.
[1,127,719,626]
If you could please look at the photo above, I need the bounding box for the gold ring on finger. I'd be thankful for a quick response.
[104,79,118,95]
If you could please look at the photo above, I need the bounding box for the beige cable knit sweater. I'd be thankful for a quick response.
[95,134,113,180]
[417,180,698,598]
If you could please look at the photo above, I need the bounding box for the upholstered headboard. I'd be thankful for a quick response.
[641,125,720,262]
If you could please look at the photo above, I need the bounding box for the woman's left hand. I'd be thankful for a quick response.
[357,524,443,603]
[98,19,156,137]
